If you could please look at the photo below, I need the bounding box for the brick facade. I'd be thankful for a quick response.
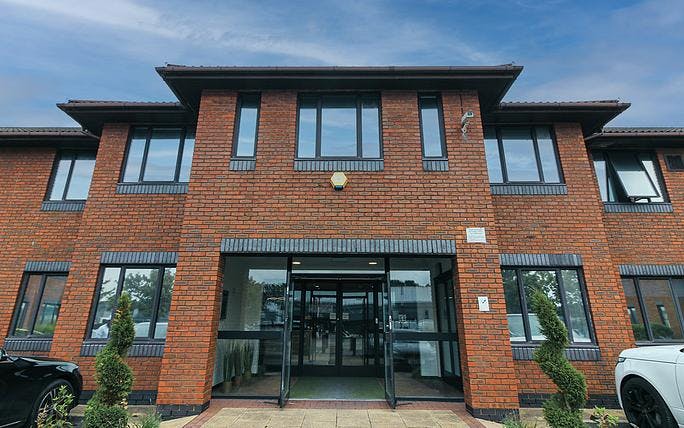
[0,66,679,421]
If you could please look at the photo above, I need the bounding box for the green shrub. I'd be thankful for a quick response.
[36,385,74,428]
[530,289,587,428]
[83,293,135,428]
[502,414,536,428]
[590,406,619,428]
[135,411,162,428]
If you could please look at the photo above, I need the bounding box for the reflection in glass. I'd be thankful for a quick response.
[154,268,175,339]
[610,152,660,199]
[321,96,357,157]
[143,128,182,181]
[419,96,444,158]
[501,128,539,182]
[235,95,259,157]
[522,270,563,340]
[65,156,95,200]
[393,340,462,398]
[484,128,502,183]
[91,268,121,338]
[122,268,157,338]
[212,338,282,397]
[297,99,317,158]
[178,130,195,182]
[561,270,590,342]
[303,287,337,366]
[123,129,148,182]
[48,159,72,200]
[502,270,525,342]
[361,98,381,158]
[640,279,682,340]
[13,275,43,336]
[536,127,561,183]
[31,276,66,336]
[622,278,647,341]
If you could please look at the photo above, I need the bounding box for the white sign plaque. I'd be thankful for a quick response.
[466,227,487,243]
[478,296,490,312]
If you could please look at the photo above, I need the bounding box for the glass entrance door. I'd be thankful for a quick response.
[381,273,396,407]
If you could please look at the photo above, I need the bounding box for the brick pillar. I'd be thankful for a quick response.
[442,91,519,420]
[156,90,237,418]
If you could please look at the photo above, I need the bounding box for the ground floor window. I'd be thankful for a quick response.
[502,267,593,344]
[11,273,67,337]
[89,265,175,340]
[622,277,684,342]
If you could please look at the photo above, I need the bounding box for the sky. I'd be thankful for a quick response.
[0,0,682,127]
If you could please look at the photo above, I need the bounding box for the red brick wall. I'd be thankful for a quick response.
[492,123,635,397]
[157,89,519,411]
[48,123,186,391]
[0,146,82,352]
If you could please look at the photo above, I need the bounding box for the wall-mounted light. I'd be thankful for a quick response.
[368,261,378,265]
[330,172,348,190]
[461,111,474,134]
[292,261,301,265]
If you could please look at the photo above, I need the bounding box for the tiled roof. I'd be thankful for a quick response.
[0,127,94,136]
[499,100,626,108]
[61,100,183,108]
[601,127,684,134]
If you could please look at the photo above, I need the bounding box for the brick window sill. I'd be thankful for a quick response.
[491,183,568,195]
[3,337,53,352]
[422,159,449,171]
[512,344,600,361]
[604,202,673,213]
[116,182,188,195]
[81,340,165,357]
[293,159,384,171]
[41,200,85,211]
[230,158,256,171]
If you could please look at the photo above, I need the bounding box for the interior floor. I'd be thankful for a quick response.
[289,376,385,400]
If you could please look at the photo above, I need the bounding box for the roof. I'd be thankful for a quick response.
[157,64,523,113]
[483,100,630,137]
[57,100,194,136]
[0,126,98,146]
[586,126,684,148]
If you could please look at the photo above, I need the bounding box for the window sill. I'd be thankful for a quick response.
[511,344,600,361]
[116,182,188,195]
[80,339,165,357]
[604,203,673,213]
[230,158,256,171]
[3,337,53,352]
[635,341,684,347]
[293,159,384,171]
[423,159,449,172]
[41,200,85,212]
[491,183,567,195]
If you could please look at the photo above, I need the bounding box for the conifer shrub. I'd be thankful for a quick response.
[530,289,587,428]
[83,293,135,428]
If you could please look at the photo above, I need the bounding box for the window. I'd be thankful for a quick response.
[233,94,260,158]
[11,274,67,337]
[418,94,447,159]
[296,94,381,159]
[622,277,684,342]
[484,126,562,184]
[592,151,666,203]
[122,127,195,183]
[47,152,96,201]
[90,265,175,340]
[665,154,684,171]
[502,268,592,344]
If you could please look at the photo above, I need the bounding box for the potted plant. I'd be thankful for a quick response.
[243,343,254,381]
[231,345,243,389]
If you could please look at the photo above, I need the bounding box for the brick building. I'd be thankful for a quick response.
[1,65,683,421]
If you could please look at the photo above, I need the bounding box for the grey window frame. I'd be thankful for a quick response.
[46,151,97,201]
[87,264,175,342]
[232,93,261,159]
[622,276,684,344]
[120,126,194,184]
[417,93,448,160]
[486,125,564,184]
[503,266,595,345]
[295,93,383,160]
[10,272,67,338]
[593,150,668,203]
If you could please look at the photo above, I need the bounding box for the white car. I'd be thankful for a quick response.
[616,345,684,427]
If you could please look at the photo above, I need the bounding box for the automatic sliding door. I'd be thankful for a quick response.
[279,259,294,407]
[381,274,396,407]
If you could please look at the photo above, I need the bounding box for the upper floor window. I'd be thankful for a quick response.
[503,267,593,344]
[418,94,447,159]
[122,127,195,183]
[11,273,67,337]
[233,93,260,158]
[622,277,684,343]
[592,150,666,203]
[296,94,381,159]
[47,151,96,201]
[484,126,562,184]
[90,265,175,340]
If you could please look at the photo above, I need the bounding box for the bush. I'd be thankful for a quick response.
[590,406,619,428]
[83,293,135,428]
[502,414,536,428]
[530,289,587,428]
[36,385,74,428]
[135,411,162,428]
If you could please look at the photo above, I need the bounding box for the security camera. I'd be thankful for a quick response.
[461,111,475,134]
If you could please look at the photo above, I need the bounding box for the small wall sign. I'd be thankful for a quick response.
[478,296,490,312]
[466,227,487,243]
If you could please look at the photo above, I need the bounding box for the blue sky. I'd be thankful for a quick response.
[1,0,682,127]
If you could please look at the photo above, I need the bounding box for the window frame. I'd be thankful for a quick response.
[10,272,67,339]
[623,276,684,344]
[87,264,175,342]
[45,150,97,201]
[120,126,194,184]
[503,266,595,345]
[486,125,564,184]
[295,92,383,160]
[417,93,448,160]
[593,150,668,203]
[232,93,261,159]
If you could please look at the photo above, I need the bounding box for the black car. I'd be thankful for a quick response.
[0,348,82,428]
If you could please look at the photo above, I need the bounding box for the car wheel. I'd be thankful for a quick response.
[622,376,677,428]
[29,379,74,427]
